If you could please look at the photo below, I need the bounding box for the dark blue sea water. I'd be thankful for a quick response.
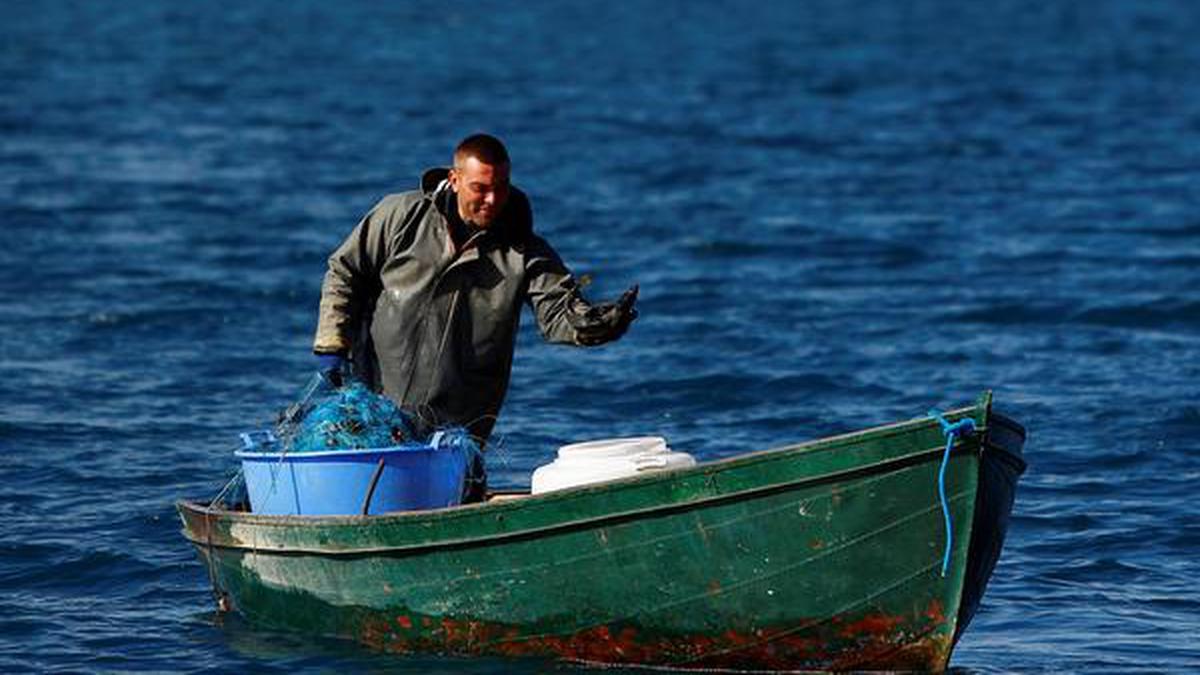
[3,1,1198,672]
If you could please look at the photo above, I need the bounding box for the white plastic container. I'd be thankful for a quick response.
[531,436,696,494]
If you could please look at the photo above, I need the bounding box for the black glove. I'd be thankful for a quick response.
[571,284,639,346]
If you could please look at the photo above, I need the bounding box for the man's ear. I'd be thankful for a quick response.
[447,168,459,192]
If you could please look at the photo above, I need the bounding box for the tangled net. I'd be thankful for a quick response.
[230,373,489,505]
[277,377,419,453]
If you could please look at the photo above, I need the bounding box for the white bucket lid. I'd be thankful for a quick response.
[556,436,667,459]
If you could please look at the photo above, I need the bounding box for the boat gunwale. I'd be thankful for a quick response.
[179,404,988,556]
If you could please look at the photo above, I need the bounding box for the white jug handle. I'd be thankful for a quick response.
[634,455,669,470]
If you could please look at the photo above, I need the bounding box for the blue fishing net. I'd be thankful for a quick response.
[282,379,420,453]
[244,373,487,504]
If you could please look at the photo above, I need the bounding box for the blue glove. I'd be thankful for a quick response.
[315,352,345,387]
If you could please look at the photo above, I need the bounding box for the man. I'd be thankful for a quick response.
[312,134,638,445]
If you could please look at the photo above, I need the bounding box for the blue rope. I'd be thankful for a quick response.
[929,409,977,577]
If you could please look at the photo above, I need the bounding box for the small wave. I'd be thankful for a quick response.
[1162,406,1200,433]
[681,238,786,259]
[728,129,845,153]
[944,301,1074,326]
[2,205,62,230]
[1073,299,1200,329]
[1040,557,1154,586]
[1137,223,1200,240]
[1,546,157,592]
[1164,524,1200,550]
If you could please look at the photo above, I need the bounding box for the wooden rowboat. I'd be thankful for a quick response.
[178,393,1025,672]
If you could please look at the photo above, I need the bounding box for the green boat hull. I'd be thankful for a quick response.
[179,394,1025,671]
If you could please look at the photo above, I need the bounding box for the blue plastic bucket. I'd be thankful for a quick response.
[236,441,469,516]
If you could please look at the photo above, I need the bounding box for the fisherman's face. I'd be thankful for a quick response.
[449,156,510,228]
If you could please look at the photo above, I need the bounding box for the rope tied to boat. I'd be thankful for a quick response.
[929,410,977,577]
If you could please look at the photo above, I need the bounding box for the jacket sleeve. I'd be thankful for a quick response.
[312,196,402,354]
[523,234,598,345]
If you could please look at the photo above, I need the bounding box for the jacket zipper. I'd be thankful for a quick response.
[398,223,486,406]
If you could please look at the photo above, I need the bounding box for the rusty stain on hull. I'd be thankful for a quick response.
[350,600,953,671]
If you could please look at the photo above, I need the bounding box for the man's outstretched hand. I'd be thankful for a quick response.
[572,284,639,346]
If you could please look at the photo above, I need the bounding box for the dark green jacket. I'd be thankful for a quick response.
[314,168,603,441]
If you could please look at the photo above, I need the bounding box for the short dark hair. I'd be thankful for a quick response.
[454,133,510,166]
